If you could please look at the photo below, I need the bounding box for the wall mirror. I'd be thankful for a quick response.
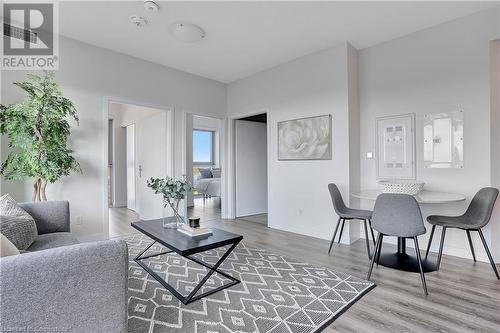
[376,113,415,179]
[424,111,463,169]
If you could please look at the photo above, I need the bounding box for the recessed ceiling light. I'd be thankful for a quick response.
[144,0,159,13]
[170,22,206,43]
[130,15,148,28]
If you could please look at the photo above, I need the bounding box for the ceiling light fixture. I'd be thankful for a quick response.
[143,0,159,13]
[170,22,206,43]
[130,15,148,28]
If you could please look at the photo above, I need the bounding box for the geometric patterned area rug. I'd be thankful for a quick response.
[124,234,375,333]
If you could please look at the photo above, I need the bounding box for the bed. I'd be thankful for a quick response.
[193,168,221,198]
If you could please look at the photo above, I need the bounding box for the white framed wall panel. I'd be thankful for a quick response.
[376,113,416,179]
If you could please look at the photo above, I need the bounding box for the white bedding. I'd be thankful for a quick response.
[194,177,221,197]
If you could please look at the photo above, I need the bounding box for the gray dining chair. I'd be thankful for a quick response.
[425,187,499,279]
[327,183,376,258]
[367,193,428,295]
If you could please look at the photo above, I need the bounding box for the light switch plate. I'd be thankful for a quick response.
[366,152,374,159]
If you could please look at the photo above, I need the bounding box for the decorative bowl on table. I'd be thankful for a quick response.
[379,180,425,195]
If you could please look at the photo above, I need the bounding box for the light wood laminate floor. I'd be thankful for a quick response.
[187,197,222,221]
[110,202,500,332]
[202,219,500,333]
[109,207,140,238]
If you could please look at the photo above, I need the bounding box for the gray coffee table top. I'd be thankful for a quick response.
[131,219,243,256]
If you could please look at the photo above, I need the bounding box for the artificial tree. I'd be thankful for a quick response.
[0,72,81,201]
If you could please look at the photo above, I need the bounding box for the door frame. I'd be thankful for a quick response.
[107,117,115,207]
[225,109,271,223]
[125,123,136,211]
[185,112,226,217]
[103,97,174,237]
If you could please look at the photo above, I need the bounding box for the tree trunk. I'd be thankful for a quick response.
[41,180,47,201]
[32,179,38,201]
[32,178,47,202]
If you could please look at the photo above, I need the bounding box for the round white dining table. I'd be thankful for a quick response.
[351,189,466,273]
[352,189,466,204]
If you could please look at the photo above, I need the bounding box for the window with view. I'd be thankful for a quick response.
[193,130,214,165]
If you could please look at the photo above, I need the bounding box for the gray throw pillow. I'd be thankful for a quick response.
[198,168,212,179]
[0,194,38,250]
[211,168,221,178]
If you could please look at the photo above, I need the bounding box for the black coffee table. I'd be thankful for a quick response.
[131,218,243,304]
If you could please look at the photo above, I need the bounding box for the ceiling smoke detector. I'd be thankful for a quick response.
[130,15,148,28]
[170,22,206,43]
[143,0,159,13]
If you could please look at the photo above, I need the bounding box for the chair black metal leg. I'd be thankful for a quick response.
[368,219,376,245]
[338,219,346,243]
[436,227,447,271]
[363,219,371,258]
[413,237,428,295]
[328,217,342,254]
[367,233,383,280]
[465,230,476,262]
[425,225,435,260]
[477,229,500,279]
[375,233,383,266]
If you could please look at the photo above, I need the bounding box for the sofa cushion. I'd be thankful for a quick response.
[0,194,38,250]
[0,232,20,257]
[19,201,70,234]
[27,232,79,252]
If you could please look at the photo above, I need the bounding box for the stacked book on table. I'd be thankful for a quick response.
[177,224,212,237]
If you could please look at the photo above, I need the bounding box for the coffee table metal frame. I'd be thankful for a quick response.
[132,224,242,305]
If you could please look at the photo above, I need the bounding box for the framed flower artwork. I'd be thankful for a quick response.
[278,114,332,160]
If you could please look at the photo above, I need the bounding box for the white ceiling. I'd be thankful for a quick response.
[60,1,498,83]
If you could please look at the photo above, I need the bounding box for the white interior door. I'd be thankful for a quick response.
[126,124,136,210]
[136,112,168,220]
[235,120,268,217]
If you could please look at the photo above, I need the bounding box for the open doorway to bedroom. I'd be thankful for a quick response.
[107,101,172,238]
[234,113,268,225]
[186,115,223,222]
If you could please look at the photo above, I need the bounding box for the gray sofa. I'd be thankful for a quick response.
[0,201,129,332]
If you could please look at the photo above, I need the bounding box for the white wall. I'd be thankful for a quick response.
[235,120,268,217]
[347,43,361,240]
[113,103,164,127]
[359,8,500,262]
[1,36,226,241]
[227,43,359,242]
[1,6,498,265]
[490,39,500,260]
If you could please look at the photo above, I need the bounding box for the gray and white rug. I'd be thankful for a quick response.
[124,234,375,333]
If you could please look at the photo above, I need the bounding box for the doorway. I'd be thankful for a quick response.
[186,114,223,222]
[107,101,172,238]
[234,113,268,225]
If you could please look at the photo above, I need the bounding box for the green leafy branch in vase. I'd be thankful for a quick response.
[147,176,193,226]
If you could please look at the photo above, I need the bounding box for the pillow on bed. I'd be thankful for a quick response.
[198,168,212,179]
[211,168,221,178]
